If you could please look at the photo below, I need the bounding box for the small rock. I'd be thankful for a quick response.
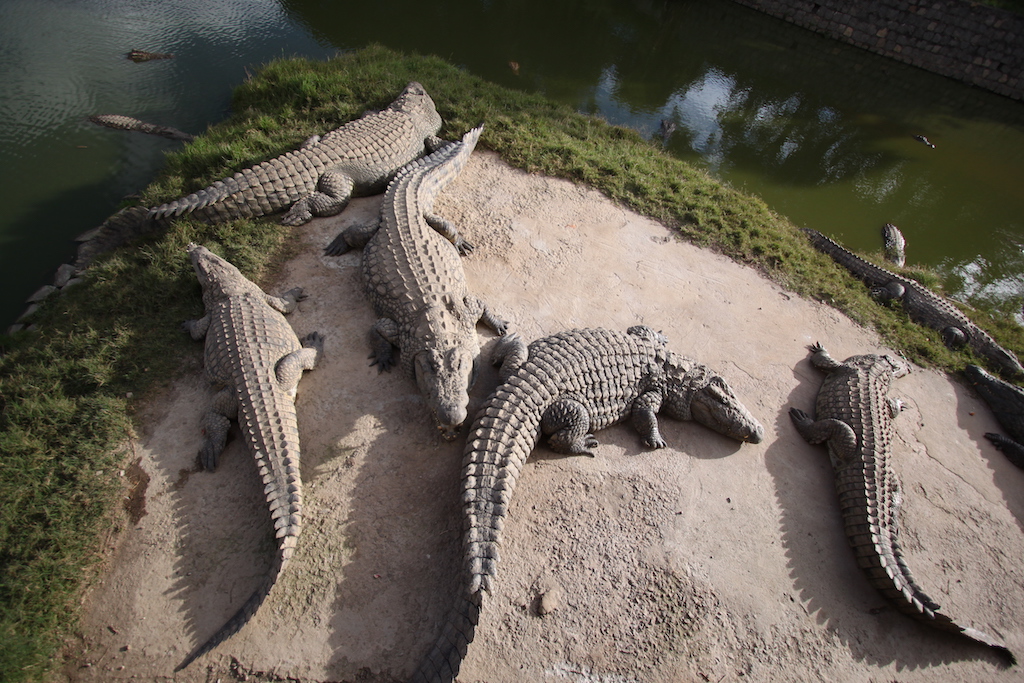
[537,585,564,616]
[54,263,78,287]
[6,323,24,335]
[61,277,85,291]
[27,285,57,303]
[16,304,39,322]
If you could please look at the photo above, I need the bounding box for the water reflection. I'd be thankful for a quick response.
[1,0,1022,326]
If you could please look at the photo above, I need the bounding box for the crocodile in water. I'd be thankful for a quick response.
[411,326,765,682]
[89,114,194,142]
[881,222,906,267]
[965,363,1024,469]
[176,243,324,670]
[803,228,1024,378]
[149,82,443,226]
[326,125,506,439]
[790,343,1014,665]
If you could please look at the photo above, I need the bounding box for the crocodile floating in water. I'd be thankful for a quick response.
[88,114,194,142]
[326,125,507,438]
[176,243,323,670]
[411,326,764,682]
[803,228,1024,378]
[149,81,443,226]
[790,343,1015,666]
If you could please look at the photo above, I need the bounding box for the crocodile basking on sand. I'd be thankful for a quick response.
[790,343,1015,665]
[411,326,765,682]
[965,364,1024,469]
[176,243,324,670]
[325,125,506,438]
[149,82,443,226]
[803,228,1024,378]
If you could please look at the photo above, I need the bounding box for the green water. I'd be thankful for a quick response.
[1,0,1022,326]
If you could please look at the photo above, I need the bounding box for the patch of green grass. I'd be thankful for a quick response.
[2,44,1023,681]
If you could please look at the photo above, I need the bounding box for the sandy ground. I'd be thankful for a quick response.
[64,151,1024,682]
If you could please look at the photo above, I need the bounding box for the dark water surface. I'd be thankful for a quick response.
[2,0,1022,326]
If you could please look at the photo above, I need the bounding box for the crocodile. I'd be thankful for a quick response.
[790,343,1015,665]
[127,48,174,62]
[149,81,443,226]
[88,114,194,142]
[802,228,1024,378]
[881,222,906,267]
[325,125,506,439]
[412,326,765,682]
[176,243,324,670]
[965,364,1024,469]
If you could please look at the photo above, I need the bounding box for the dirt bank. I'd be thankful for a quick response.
[65,151,1024,682]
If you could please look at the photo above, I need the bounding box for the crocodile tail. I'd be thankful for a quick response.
[840,468,1016,666]
[149,174,248,219]
[409,589,483,683]
[411,380,542,681]
[174,545,291,671]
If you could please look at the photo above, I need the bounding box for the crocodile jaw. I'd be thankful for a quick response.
[688,379,765,444]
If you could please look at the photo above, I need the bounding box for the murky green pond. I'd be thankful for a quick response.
[1,0,1022,326]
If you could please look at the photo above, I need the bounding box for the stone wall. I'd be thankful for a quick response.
[730,0,1024,101]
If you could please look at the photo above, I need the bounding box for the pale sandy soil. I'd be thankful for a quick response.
[64,151,1024,682]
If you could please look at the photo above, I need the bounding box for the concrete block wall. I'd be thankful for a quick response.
[730,0,1023,101]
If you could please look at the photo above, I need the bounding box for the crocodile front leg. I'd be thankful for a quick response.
[631,389,667,449]
[542,398,598,456]
[281,170,355,226]
[426,213,474,255]
[265,287,306,315]
[464,296,508,336]
[369,318,400,372]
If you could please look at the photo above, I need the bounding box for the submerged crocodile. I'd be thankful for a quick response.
[127,48,174,62]
[412,326,765,682]
[176,244,324,670]
[150,82,443,226]
[88,114,194,142]
[965,364,1024,469]
[790,343,1015,665]
[326,125,506,438]
[803,228,1024,378]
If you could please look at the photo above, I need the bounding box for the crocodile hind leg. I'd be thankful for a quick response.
[199,387,238,471]
[276,332,325,397]
[323,218,381,256]
[542,398,598,456]
[788,408,858,464]
[492,333,528,382]
[281,170,355,226]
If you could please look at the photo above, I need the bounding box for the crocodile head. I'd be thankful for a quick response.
[187,243,251,300]
[660,352,764,444]
[414,346,478,440]
[391,81,443,136]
